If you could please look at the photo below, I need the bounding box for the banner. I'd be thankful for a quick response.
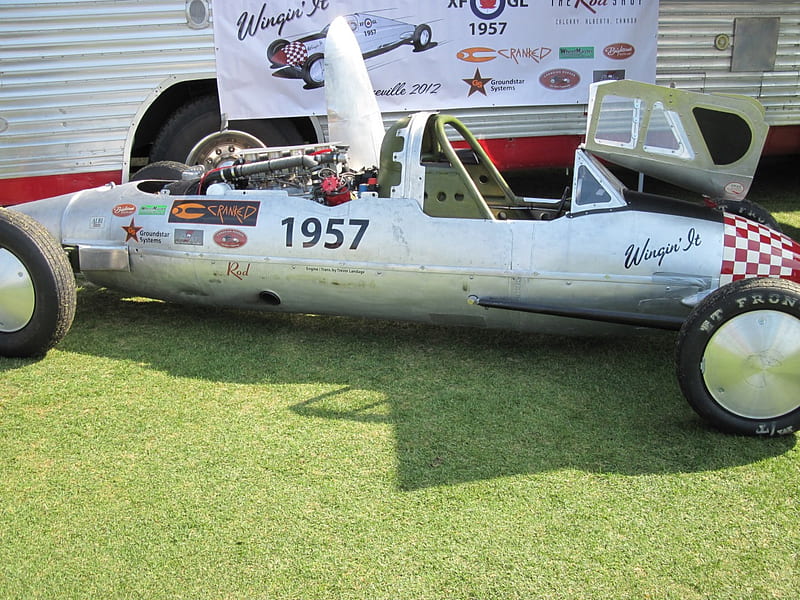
[212,0,659,120]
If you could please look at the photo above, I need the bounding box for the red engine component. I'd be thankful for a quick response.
[321,175,351,206]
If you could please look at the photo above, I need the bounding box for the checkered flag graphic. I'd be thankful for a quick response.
[283,42,308,66]
[721,214,800,285]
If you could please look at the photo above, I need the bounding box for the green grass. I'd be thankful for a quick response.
[1,167,799,599]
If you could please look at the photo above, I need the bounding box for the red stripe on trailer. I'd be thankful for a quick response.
[0,171,122,206]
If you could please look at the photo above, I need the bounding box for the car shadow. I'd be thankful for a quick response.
[31,283,795,490]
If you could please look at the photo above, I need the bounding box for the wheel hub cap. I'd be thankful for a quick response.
[0,248,35,333]
[186,130,266,169]
[702,310,800,419]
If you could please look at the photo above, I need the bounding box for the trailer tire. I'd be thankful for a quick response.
[675,277,800,436]
[149,95,303,165]
[0,209,76,358]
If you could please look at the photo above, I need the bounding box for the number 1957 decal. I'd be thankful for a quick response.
[281,217,369,250]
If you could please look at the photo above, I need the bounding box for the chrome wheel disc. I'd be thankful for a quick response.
[0,248,35,333]
[307,59,325,84]
[186,130,266,169]
[702,310,800,419]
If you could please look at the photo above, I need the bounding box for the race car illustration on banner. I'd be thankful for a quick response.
[267,12,435,88]
[2,18,799,437]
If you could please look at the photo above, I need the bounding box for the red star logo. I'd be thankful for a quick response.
[463,68,492,97]
[122,218,142,242]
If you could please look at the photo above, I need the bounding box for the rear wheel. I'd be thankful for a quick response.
[0,209,76,357]
[267,38,289,66]
[676,277,800,435]
[412,24,433,51]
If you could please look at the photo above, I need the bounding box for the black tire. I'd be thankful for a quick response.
[130,160,191,182]
[0,209,76,358]
[717,199,781,232]
[676,277,800,436]
[267,38,289,66]
[149,95,303,164]
[412,24,433,51]
[302,54,325,88]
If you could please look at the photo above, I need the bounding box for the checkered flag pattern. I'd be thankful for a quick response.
[721,214,800,286]
[282,42,308,66]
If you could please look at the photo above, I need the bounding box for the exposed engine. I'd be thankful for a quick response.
[163,143,379,206]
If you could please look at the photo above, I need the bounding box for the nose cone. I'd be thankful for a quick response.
[721,213,800,285]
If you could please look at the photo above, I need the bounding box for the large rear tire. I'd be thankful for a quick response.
[0,209,76,357]
[675,277,800,436]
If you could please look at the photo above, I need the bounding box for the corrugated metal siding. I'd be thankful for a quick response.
[0,0,215,180]
[656,0,800,126]
[0,1,798,182]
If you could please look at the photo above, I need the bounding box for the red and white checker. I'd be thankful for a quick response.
[720,213,800,285]
[281,41,308,66]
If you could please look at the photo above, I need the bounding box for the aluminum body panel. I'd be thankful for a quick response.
[17,178,727,335]
[583,80,768,201]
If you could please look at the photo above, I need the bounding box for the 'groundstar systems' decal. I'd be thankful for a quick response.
[168,200,260,226]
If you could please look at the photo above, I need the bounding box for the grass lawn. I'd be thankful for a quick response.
[1,162,799,599]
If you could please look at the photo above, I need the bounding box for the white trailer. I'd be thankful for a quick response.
[1,0,798,205]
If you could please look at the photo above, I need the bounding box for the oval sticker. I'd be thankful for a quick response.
[214,229,248,248]
[539,69,580,90]
[724,182,745,196]
[603,43,635,60]
[112,203,137,218]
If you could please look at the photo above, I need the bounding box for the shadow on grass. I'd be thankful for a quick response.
[50,284,796,489]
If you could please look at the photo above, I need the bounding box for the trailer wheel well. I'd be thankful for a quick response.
[130,79,318,174]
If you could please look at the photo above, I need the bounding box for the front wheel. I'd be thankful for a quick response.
[0,209,76,357]
[302,54,325,88]
[675,277,800,435]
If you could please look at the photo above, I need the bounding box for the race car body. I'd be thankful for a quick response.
[2,19,799,436]
[267,12,434,88]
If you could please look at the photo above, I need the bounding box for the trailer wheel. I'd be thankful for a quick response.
[149,95,303,166]
[675,277,800,436]
[0,209,76,358]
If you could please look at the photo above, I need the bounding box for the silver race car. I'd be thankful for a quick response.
[2,22,799,436]
[267,12,434,88]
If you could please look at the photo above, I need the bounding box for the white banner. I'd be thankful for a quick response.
[212,0,659,120]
